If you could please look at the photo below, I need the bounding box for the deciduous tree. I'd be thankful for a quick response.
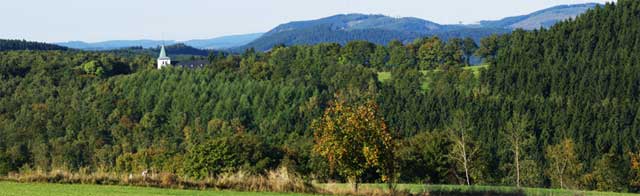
[312,96,395,192]
[545,139,582,189]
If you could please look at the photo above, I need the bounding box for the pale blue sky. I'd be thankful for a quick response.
[1,0,613,42]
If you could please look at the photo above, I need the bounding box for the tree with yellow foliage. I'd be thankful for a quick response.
[312,96,395,193]
[545,138,582,189]
[630,151,640,190]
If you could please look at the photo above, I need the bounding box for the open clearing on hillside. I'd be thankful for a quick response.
[0,181,313,196]
[377,64,488,90]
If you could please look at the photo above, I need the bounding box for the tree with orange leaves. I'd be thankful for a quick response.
[630,151,640,189]
[312,96,395,193]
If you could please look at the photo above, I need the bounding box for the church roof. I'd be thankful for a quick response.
[158,45,168,59]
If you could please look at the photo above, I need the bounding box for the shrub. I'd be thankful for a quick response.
[183,133,282,179]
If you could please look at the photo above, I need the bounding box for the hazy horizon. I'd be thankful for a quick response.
[2,0,614,43]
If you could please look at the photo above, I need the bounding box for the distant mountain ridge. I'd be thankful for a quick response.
[183,33,264,49]
[58,40,171,50]
[265,14,441,36]
[0,39,69,51]
[55,3,599,52]
[479,3,599,30]
[237,3,599,51]
[57,33,263,51]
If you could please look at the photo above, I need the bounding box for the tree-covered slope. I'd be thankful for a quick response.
[480,0,640,188]
[238,14,502,51]
[238,4,597,51]
[0,39,68,51]
[479,3,599,30]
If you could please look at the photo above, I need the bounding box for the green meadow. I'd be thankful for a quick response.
[0,181,314,196]
[377,64,488,90]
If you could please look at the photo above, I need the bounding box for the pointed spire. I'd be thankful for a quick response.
[159,45,167,59]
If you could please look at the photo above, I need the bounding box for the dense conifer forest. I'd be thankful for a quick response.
[1,0,640,193]
[0,39,69,51]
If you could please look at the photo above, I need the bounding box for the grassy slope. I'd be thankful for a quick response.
[377,64,488,90]
[0,181,313,196]
[321,183,638,196]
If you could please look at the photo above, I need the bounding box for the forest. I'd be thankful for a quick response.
[1,0,640,194]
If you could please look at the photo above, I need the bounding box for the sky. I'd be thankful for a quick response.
[1,0,614,43]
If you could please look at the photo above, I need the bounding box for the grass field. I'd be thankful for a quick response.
[320,183,639,196]
[377,64,489,90]
[0,181,314,196]
[2,181,637,196]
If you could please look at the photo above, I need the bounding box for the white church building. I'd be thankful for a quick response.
[156,45,207,69]
[157,45,171,69]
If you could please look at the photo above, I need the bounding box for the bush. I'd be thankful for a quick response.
[183,134,282,179]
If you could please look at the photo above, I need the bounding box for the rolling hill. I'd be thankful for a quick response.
[479,3,599,30]
[237,3,599,51]
[57,33,263,50]
[0,39,68,51]
[183,33,264,49]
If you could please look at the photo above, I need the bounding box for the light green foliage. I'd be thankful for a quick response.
[183,134,280,179]
[500,113,538,187]
[545,139,583,189]
[447,110,480,185]
[377,64,488,90]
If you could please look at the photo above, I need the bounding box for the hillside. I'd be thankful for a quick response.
[238,3,598,51]
[479,3,598,30]
[237,14,506,51]
[183,33,264,49]
[0,39,68,51]
[264,14,441,36]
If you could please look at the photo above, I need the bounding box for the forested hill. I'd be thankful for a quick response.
[1,0,640,194]
[236,14,508,51]
[237,3,597,51]
[479,3,598,30]
[102,43,217,59]
[481,0,640,189]
[0,39,68,51]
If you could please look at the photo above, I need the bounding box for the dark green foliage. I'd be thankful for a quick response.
[0,39,68,51]
[397,131,451,184]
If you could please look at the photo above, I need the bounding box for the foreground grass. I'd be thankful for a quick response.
[0,181,314,196]
[319,183,638,196]
[3,180,636,196]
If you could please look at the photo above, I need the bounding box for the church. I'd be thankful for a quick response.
[156,45,207,69]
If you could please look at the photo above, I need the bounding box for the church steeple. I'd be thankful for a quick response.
[157,45,171,69]
[159,45,167,58]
